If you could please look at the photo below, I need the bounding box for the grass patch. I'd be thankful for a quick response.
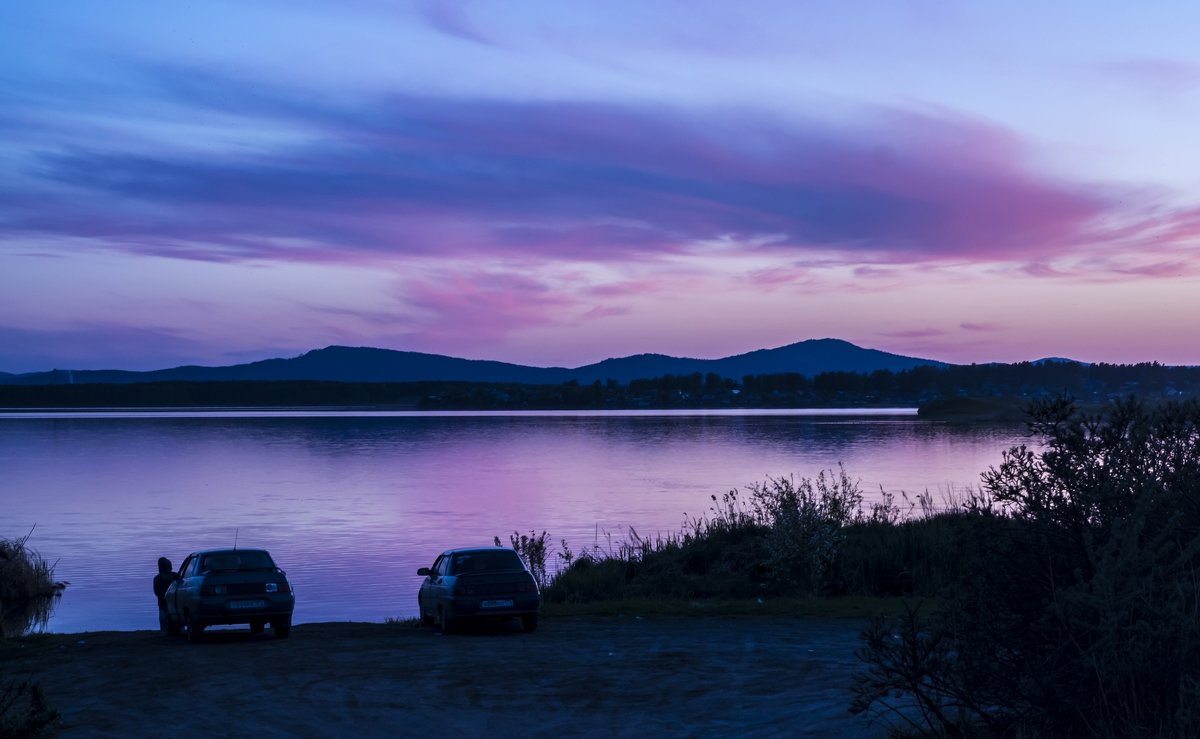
[384,616,420,628]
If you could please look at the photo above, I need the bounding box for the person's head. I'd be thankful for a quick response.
[158,556,172,574]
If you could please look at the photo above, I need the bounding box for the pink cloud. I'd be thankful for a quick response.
[399,270,578,351]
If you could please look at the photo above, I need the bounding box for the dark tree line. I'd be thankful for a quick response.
[0,360,1198,409]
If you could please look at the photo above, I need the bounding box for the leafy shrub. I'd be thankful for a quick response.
[853,397,1200,737]
[745,466,863,593]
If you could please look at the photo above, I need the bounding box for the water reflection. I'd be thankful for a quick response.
[0,410,1030,631]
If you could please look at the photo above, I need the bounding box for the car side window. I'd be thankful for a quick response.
[434,555,449,577]
[179,555,195,577]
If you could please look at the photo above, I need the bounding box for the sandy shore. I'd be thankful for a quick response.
[3,616,896,737]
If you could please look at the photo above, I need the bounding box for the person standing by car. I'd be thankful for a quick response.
[153,557,178,632]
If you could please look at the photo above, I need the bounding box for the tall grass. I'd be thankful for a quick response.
[524,465,985,606]
[0,530,66,639]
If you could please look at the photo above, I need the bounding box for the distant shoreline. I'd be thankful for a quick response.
[0,406,920,418]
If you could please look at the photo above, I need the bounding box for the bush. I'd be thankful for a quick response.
[0,531,66,639]
[745,466,863,593]
[853,397,1200,737]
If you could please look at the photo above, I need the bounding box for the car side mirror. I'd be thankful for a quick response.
[417,567,430,576]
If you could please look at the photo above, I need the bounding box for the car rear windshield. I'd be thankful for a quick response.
[200,551,276,572]
[450,550,524,575]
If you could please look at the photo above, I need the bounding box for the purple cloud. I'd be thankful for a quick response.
[418,0,495,45]
[742,267,814,290]
[1,67,1130,268]
[960,322,1002,332]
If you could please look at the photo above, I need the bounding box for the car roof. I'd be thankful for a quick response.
[188,548,271,557]
[442,546,516,556]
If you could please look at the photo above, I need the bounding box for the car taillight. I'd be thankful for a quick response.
[454,584,472,596]
[201,584,227,596]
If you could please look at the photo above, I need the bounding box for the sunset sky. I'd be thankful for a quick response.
[3,1,1200,373]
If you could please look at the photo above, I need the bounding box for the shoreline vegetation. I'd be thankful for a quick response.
[500,396,1200,737]
[1,360,1199,417]
[7,397,1200,736]
[1,532,66,735]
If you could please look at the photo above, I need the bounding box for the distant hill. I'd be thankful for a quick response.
[1030,357,1089,366]
[0,339,947,386]
[567,339,947,384]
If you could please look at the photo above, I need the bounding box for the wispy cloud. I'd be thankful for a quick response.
[0,322,207,372]
[418,0,496,45]
[960,321,1002,332]
[1095,58,1200,94]
[877,328,946,339]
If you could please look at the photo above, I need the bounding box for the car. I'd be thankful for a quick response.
[417,547,541,633]
[164,548,295,642]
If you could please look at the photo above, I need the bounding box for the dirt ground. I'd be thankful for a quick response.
[3,616,900,738]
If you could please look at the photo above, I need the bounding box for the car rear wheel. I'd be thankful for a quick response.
[420,607,435,628]
[521,614,539,632]
[273,617,291,639]
[185,612,205,643]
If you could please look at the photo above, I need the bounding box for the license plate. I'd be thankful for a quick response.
[480,599,514,609]
[228,599,267,610]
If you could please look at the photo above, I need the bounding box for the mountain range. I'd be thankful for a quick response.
[0,338,948,386]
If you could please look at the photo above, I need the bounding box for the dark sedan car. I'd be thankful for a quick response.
[164,548,295,642]
[418,547,540,633]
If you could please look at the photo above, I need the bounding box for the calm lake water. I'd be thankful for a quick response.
[0,409,1031,632]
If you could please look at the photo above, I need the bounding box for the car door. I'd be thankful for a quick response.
[165,554,193,619]
[419,555,443,614]
[176,554,203,617]
[430,555,453,613]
